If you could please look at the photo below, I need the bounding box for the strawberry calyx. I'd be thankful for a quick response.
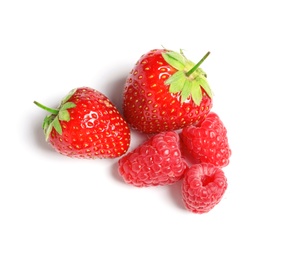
[162,50,212,105]
[34,88,77,141]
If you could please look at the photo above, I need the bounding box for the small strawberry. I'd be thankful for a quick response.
[123,48,213,134]
[182,163,227,214]
[118,131,187,187]
[34,87,131,159]
[181,112,231,167]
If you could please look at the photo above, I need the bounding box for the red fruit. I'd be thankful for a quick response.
[123,48,213,134]
[182,163,227,213]
[118,131,187,187]
[181,112,231,167]
[34,87,131,159]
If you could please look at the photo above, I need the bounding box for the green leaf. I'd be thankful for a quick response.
[60,102,76,111]
[42,115,49,130]
[165,70,187,94]
[45,124,53,141]
[165,70,185,84]
[57,101,75,122]
[169,76,186,93]
[180,80,192,103]
[61,88,77,104]
[58,110,70,122]
[52,117,62,135]
[162,51,185,71]
[197,76,212,98]
[191,83,203,106]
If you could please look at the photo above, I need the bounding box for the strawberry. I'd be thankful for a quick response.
[181,112,231,167]
[123,48,213,134]
[118,131,187,187]
[34,87,131,159]
[182,163,228,213]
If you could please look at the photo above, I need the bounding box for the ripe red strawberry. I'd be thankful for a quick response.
[123,48,213,134]
[181,112,231,167]
[118,131,187,187]
[34,87,131,159]
[182,163,227,213]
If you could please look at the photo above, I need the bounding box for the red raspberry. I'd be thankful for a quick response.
[182,163,227,213]
[118,131,187,187]
[181,112,231,167]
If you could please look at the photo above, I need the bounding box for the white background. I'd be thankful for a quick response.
[1,0,283,259]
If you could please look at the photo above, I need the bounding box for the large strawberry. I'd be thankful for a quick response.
[123,49,213,134]
[34,87,131,159]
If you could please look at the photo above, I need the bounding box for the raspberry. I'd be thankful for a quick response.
[118,131,187,187]
[182,163,227,213]
[181,112,231,167]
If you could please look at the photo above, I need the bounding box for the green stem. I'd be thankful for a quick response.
[185,51,210,77]
[34,101,59,114]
